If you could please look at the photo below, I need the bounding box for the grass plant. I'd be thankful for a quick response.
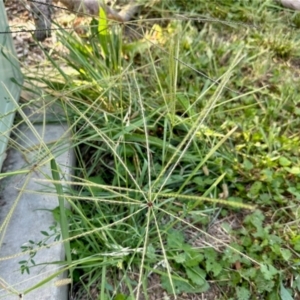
[1,0,300,299]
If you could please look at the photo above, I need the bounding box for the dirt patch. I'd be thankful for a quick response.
[5,0,80,65]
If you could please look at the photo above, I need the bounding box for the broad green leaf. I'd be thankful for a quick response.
[287,187,300,199]
[279,156,291,167]
[260,264,278,281]
[248,181,262,197]
[244,210,265,227]
[292,276,300,291]
[174,253,186,263]
[280,282,293,300]
[146,244,157,260]
[184,246,204,267]
[280,248,292,261]
[240,267,257,280]
[236,286,251,300]
[167,230,185,248]
[243,159,254,170]
[114,294,126,300]
[204,248,222,276]
[285,167,300,175]
[205,259,222,277]
[98,7,109,56]
[185,266,206,286]
[87,176,106,195]
[161,276,209,294]
[98,7,108,36]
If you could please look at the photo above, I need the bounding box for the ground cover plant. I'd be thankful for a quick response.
[3,0,300,299]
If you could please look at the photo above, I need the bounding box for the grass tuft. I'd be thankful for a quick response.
[2,0,300,299]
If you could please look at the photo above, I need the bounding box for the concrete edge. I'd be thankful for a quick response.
[0,104,73,299]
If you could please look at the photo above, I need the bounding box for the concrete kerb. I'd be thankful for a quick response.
[0,101,73,299]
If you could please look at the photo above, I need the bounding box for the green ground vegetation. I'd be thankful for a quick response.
[20,0,300,299]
